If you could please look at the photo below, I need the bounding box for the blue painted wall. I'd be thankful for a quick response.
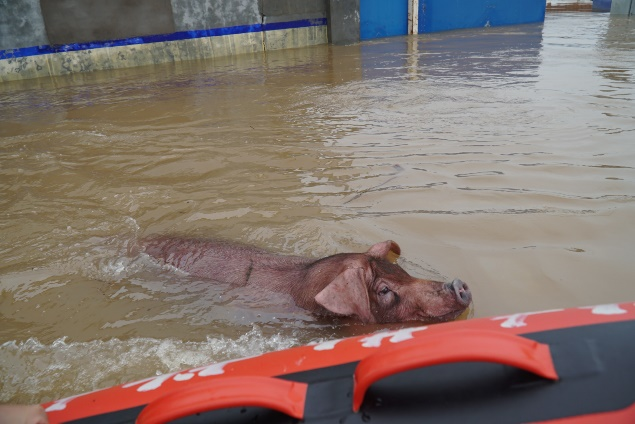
[593,0,612,11]
[419,0,546,33]
[360,0,408,40]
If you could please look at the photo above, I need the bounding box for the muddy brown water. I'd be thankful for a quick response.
[1,12,634,404]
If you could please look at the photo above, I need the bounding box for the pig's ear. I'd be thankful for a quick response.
[315,268,374,323]
[366,240,401,264]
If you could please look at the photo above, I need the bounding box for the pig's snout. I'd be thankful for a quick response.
[445,278,472,306]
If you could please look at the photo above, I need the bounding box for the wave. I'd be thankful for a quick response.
[0,326,300,404]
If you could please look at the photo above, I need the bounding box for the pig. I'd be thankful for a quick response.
[142,237,472,324]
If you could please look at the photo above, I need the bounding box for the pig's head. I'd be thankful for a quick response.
[314,241,472,324]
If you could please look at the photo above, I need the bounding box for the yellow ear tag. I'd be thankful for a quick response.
[386,250,400,264]
[455,303,474,321]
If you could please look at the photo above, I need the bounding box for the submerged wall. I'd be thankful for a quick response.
[0,0,329,82]
[1,0,548,82]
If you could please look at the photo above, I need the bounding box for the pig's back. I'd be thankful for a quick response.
[143,237,311,284]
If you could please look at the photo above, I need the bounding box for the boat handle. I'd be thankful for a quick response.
[353,329,558,412]
[136,376,307,424]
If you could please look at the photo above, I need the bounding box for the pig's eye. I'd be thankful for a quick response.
[378,286,391,296]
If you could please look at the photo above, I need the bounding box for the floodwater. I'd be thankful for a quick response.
[1,12,634,404]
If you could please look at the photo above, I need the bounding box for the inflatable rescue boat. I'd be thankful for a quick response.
[43,303,635,423]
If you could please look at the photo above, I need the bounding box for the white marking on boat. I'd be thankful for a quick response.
[492,309,563,328]
[582,304,627,315]
[360,327,428,348]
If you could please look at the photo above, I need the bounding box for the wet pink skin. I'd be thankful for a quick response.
[143,237,472,324]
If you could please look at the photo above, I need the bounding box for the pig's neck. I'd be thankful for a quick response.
[240,254,310,289]
[288,254,352,313]
[246,254,347,314]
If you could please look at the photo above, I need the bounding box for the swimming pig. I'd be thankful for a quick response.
[143,237,471,324]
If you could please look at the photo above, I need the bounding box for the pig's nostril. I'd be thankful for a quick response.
[450,278,472,305]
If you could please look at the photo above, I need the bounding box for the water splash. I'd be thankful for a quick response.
[0,326,300,404]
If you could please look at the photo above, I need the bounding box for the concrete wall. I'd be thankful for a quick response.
[40,0,175,45]
[262,0,327,24]
[0,0,329,82]
[172,0,261,30]
[326,0,359,44]
[0,0,48,50]
[611,0,634,14]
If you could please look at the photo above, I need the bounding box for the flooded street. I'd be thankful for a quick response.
[1,12,635,404]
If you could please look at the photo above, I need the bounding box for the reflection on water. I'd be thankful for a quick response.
[361,23,543,82]
[1,12,635,403]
